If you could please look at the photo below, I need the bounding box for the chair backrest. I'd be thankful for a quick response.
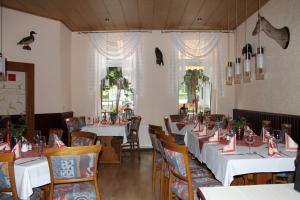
[169,114,186,122]
[148,124,163,135]
[209,114,225,122]
[44,145,101,199]
[124,108,134,120]
[130,116,142,133]
[71,131,97,147]
[78,116,86,128]
[0,152,18,200]
[164,117,172,133]
[48,128,64,146]
[161,140,194,199]
[65,117,81,146]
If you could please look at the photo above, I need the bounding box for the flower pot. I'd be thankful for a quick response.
[109,113,118,124]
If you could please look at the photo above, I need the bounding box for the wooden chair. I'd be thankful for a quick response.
[209,114,225,122]
[148,129,164,193]
[156,133,175,200]
[78,116,86,128]
[48,128,64,146]
[169,114,187,122]
[161,140,221,200]
[44,145,102,200]
[148,124,163,135]
[164,117,172,133]
[70,131,97,147]
[123,116,142,157]
[0,152,18,200]
[65,117,81,146]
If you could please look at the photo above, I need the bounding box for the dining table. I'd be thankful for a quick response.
[185,130,297,186]
[198,183,300,200]
[81,123,129,164]
[14,156,50,200]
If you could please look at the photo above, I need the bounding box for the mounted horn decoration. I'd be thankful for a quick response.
[252,14,290,49]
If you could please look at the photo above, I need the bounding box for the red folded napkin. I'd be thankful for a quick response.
[268,137,280,157]
[285,133,298,152]
[220,134,236,155]
[12,141,21,159]
[263,127,271,143]
[176,122,186,131]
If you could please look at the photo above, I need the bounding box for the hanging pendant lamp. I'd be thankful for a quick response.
[234,0,241,84]
[243,0,251,83]
[225,2,233,85]
[255,0,265,80]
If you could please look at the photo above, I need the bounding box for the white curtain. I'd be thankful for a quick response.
[168,32,224,112]
[87,32,144,115]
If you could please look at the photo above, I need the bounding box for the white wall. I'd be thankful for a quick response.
[235,0,300,115]
[71,31,235,147]
[2,8,71,114]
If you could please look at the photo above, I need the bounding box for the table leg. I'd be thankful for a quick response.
[98,136,122,164]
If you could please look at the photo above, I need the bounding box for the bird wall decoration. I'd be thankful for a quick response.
[155,47,164,66]
[17,31,37,50]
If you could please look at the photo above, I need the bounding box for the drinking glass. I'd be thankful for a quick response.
[38,136,46,158]
[273,129,281,144]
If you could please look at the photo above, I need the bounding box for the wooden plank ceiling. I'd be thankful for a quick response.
[2,0,270,32]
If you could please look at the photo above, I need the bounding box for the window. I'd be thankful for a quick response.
[178,65,211,114]
[101,67,134,113]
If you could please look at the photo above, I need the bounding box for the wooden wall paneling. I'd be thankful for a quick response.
[138,0,154,29]
[120,0,140,29]
[152,0,171,29]
[165,0,189,29]
[233,109,300,144]
[103,0,127,29]
[179,0,205,29]
[35,111,73,144]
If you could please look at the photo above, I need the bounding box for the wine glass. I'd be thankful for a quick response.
[273,129,282,144]
[244,134,254,153]
[34,130,42,145]
[38,136,46,158]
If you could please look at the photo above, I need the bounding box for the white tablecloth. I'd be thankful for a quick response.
[82,125,128,144]
[199,184,300,200]
[14,157,50,200]
[170,122,194,135]
[186,131,296,186]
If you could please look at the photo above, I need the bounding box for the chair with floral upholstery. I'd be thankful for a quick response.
[148,125,164,192]
[77,116,86,129]
[161,140,221,200]
[48,128,64,146]
[65,117,81,146]
[0,152,44,200]
[44,145,102,200]
[70,131,97,147]
[0,152,18,200]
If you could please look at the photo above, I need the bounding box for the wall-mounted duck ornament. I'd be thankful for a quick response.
[17,31,37,50]
[155,47,164,66]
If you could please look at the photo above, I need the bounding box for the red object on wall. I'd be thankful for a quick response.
[8,74,16,81]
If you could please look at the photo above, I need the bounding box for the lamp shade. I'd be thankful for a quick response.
[243,53,251,83]
[226,61,233,85]
[255,46,265,80]
[234,57,241,84]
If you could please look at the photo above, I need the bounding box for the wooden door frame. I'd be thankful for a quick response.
[6,61,34,141]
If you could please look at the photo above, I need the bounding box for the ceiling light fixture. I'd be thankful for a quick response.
[226,1,233,85]
[243,0,251,83]
[234,0,241,84]
[255,0,265,80]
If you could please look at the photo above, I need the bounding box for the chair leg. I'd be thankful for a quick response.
[160,162,165,200]
[137,138,140,159]
[152,151,156,192]
[168,174,173,200]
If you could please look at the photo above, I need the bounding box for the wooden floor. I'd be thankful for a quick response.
[99,150,157,200]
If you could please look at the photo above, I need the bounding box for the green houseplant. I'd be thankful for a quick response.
[233,117,247,140]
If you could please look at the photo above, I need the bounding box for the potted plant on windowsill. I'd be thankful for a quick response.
[233,117,247,140]
[109,110,118,124]
[9,124,26,147]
